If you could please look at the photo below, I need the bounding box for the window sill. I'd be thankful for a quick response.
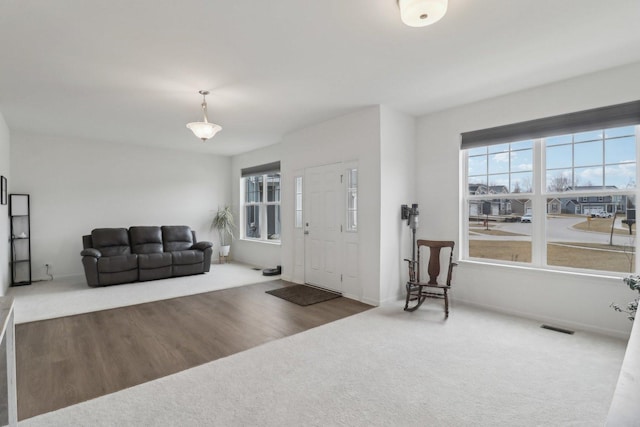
[458,259,624,281]
[239,238,281,246]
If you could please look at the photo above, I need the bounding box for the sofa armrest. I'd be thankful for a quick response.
[82,255,100,287]
[81,248,102,258]
[191,241,213,251]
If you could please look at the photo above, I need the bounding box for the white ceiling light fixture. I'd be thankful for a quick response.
[398,0,448,27]
[186,90,222,141]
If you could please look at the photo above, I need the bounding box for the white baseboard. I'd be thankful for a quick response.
[341,292,378,307]
[360,297,380,307]
[379,291,404,306]
[281,274,298,283]
[453,297,630,340]
[31,273,84,283]
[371,290,630,339]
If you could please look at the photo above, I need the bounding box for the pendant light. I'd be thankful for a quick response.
[186,90,222,141]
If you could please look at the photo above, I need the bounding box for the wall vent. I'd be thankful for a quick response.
[541,324,575,335]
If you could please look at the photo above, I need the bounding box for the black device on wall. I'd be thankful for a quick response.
[0,176,6,205]
[402,203,420,289]
[9,194,31,286]
[401,203,419,228]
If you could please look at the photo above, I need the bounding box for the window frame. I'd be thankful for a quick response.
[461,125,639,276]
[294,176,303,229]
[346,168,358,232]
[241,172,281,244]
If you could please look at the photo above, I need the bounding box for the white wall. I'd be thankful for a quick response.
[278,106,382,304]
[416,61,640,337]
[230,144,282,268]
[10,132,230,280]
[379,106,416,303]
[231,106,414,305]
[0,113,10,295]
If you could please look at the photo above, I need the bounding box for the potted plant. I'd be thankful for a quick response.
[212,206,235,257]
[611,275,640,321]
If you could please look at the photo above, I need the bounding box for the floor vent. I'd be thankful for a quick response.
[541,324,575,335]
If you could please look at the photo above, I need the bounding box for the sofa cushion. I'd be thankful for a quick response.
[91,228,131,257]
[130,226,164,254]
[97,254,138,273]
[99,269,139,286]
[162,226,194,252]
[139,266,172,282]
[173,263,204,277]
[138,252,172,269]
[171,250,204,265]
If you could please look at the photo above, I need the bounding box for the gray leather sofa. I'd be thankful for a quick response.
[81,225,213,287]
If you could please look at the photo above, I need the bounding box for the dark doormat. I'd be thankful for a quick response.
[266,284,341,306]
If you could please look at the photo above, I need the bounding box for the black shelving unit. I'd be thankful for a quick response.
[9,194,31,286]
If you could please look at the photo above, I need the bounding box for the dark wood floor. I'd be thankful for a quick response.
[16,280,371,420]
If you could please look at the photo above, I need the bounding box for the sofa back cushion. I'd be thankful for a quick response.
[91,228,131,257]
[162,226,193,252]
[129,226,164,254]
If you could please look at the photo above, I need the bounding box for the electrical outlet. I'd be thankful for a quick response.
[44,263,54,281]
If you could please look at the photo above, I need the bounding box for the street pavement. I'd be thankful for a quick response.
[469,216,634,246]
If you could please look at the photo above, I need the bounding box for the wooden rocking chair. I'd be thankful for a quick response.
[404,240,457,317]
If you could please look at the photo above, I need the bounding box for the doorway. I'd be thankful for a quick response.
[304,162,343,292]
[300,161,359,296]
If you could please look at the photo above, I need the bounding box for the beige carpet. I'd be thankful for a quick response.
[19,302,626,426]
[8,262,275,323]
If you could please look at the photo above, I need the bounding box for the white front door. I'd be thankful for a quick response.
[304,163,342,292]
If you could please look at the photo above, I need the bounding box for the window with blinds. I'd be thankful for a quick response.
[241,162,281,242]
[461,101,640,274]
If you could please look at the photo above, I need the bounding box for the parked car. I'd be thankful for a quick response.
[521,213,532,223]
[590,211,613,218]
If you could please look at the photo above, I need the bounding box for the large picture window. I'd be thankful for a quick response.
[241,162,281,242]
[463,118,639,275]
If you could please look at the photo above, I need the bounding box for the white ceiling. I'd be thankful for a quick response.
[1,0,639,156]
